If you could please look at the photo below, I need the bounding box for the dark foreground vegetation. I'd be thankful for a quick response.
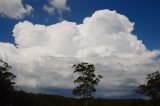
[1,90,153,106]
[0,59,160,106]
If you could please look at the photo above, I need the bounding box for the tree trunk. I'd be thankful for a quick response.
[86,98,88,106]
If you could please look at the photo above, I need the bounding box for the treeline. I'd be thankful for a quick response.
[1,90,152,106]
[0,59,160,106]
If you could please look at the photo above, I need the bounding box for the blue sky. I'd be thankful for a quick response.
[0,0,160,98]
[0,0,160,50]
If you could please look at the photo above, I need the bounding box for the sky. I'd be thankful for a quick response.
[0,0,160,99]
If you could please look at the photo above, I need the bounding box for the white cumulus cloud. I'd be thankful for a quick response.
[0,9,160,98]
[0,0,33,19]
[43,0,70,15]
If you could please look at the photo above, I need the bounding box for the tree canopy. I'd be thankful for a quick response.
[137,71,160,106]
[72,62,103,106]
[0,59,16,102]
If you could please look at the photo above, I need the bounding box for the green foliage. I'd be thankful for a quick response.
[72,62,102,99]
[0,59,16,102]
[137,71,160,106]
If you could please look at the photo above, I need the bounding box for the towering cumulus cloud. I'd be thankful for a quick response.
[0,10,160,98]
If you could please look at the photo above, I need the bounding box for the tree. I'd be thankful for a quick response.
[72,62,102,106]
[137,71,160,106]
[0,59,16,102]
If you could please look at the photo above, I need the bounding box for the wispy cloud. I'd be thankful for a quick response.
[43,0,70,20]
